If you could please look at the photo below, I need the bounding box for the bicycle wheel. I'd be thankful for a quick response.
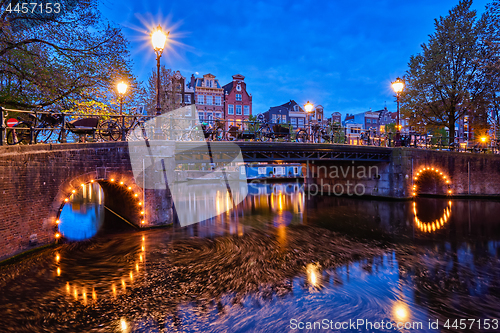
[6,123,31,145]
[258,127,271,142]
[162,124,182,140]
[35,127,53,143]
[98,120,121,141]
[226,130,239,141]
[214,128,225,141]
[188,127,205,141]
[296,130,308,143]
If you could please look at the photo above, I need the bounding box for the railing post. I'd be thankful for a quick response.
[29,111,35,144]
[61,113,67,143]
[0,106,4,146]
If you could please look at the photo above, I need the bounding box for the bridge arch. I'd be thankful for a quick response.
[54,174,146,240]
[413,200,452,233]
[412,166,452,196]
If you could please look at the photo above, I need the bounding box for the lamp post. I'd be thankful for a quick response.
[304,101,314,142]
[151,25,168,139]
[391,77,405,147]
[117,81,128,141]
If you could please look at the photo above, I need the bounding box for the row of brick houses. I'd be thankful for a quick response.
[164,71,252,129]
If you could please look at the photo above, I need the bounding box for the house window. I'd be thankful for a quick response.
[291,118,297,125]
[215,112,221,118]
[258,167,266,175]
[215,96,221,106]
[293,167,298,174]
[236,94,242,101]
[244,105,249,115]
[236,105,242,115]
[207,112,213,124]
[198,112,204,122]
[282,115,286,122]
[367,119,371,124]
[185,95,191,104]
[197,95,204,104]
[298,118,304,126]
[206,80,213,88]
[228,105,234,115]
[294,105,299,112]
[206,96,213,105]
[272,114,277,123]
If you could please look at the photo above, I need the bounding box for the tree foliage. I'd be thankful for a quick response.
[0,0,138,111]
[401,0,500,143]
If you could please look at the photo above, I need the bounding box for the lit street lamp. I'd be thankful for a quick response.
[304,101,314,142]
[151,25,169,139]
[117,81,127,141]
[391,77,405,147]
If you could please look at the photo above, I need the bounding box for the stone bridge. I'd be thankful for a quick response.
[1,141,500,260]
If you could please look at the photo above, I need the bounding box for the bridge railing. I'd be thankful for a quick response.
[1,107,499,153]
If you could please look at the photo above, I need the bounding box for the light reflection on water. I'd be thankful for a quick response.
[1,182,500,332]
[58,183,104,240]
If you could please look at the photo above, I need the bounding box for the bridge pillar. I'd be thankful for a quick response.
[129,140,176,227]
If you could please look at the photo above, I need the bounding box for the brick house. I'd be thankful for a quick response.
[223,74,252,130]
[190,73,224,123]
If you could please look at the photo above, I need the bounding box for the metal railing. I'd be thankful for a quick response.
[1,107,498,154]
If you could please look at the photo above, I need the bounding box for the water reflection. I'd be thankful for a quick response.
[58,183,105,240]
[2,183,500,332]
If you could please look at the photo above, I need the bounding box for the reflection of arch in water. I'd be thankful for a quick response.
[412,166,452,196]
[54,177,145,240]
[413,200,452,233]
[56,235,147,306]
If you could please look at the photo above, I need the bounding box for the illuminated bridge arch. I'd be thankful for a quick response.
[53,174,146,241]
[413,200,452,233]
[412,166,452,196]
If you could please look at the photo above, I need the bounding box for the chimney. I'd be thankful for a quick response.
[191,74,195,88]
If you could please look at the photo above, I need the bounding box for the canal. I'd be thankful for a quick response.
[1,182,500,332]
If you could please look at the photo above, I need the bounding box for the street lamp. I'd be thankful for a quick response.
[151,25,169,139]
[304,101,314,142]
[391,77,405,147]
[117,81,128,141]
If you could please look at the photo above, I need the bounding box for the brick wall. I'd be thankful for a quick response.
[0,142,174,260]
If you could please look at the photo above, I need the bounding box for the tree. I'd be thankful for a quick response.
[401,0,500,144]
[0,0,135,110]
[144,66,180,115]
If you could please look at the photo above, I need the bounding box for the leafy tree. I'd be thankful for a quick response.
[401,0,500,144]
[0,0,136,111]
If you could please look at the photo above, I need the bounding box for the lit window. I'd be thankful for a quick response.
[206,96,213,105]
[236,105,242,115]
[291,118,297,125]
[215,96,221,106]
[236,94,242,101]
[272,114,277,123]
[298,118,304,126]
[228,105,234,115]
[244,105,249,115]
[197,95,204,104]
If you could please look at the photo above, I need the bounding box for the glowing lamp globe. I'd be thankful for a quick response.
[151,26,167,52]
[304,101,314,113]
[391,77,405,94]
[117,82,127,95]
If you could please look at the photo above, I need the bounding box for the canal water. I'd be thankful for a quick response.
[1,182,500,332]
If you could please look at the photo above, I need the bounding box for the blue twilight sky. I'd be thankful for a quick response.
[99,0,491,118]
